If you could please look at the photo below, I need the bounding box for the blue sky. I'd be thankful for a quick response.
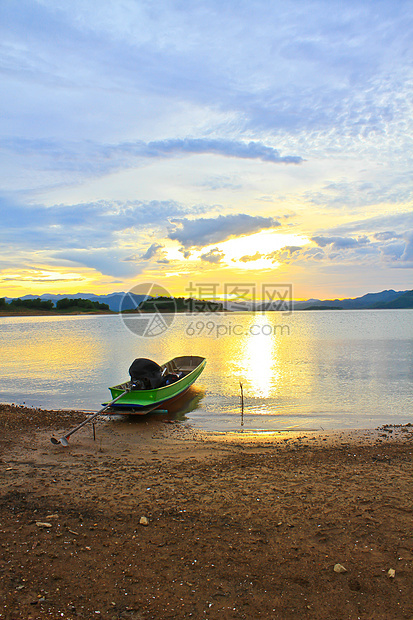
[1,0,412,299]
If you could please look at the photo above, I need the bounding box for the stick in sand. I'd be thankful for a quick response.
[50,390,129,447]
[240,380,244,427]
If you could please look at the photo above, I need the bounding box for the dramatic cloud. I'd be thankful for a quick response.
[168,214,281,248]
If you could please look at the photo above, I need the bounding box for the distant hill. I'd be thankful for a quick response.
[293,289,409,310]
[299,305,342,311]
[3,288,412,312]
[368,290,413,309]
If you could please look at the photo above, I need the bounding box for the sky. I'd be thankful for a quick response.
[1,0,412,301]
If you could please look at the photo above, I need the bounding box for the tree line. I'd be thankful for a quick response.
[138,296,224,312]
[0,297,110,312]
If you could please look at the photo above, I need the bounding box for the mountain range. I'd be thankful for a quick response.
[293,289,412,310]
[4,288,413,311]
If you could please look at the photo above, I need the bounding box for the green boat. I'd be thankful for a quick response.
[108,355,206,414]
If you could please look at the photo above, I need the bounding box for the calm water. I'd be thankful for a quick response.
[0,310,412,431]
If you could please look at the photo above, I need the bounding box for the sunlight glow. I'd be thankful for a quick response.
[164,230,309,269]
[241,314,280,399]
[217,231,309,260]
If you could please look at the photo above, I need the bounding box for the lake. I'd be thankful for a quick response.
[0,310,412,431]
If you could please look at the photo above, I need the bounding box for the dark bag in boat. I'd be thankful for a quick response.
[129,358,164,390]
[164,373,180,385]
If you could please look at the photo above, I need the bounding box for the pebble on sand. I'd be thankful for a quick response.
[139,516,149,526]
[333,563,347,573]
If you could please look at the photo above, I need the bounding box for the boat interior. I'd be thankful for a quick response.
[162,355,204,374]
[115,356,205,391]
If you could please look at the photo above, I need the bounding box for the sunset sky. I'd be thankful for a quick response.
[1,0,412,300]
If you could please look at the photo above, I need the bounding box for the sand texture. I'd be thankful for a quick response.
[0,404,412,619]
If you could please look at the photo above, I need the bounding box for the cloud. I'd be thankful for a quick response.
[139,138,303,164]
[0,195,187,276]
[373,231,403,241]
[269,246,327,264]
[311,236,370,250]
[238,252,264,263]
[120,244,172,265]
[140,243,164,260]
[54,249,144,278]
[0,195,188,250]
[1,275,83,284]
[266,246,302,262]
[270,227,413,270]
[401,234,413,263]
[168,214,281,247]
[324,212,413,237]
[2,0,411,151]
[312,214,413,266]
[200,248,225,264]
[198,175,242,191]
[304,175,413,210]
[179,248,192,259]
[0,138,303,190]
[379,240,406,262]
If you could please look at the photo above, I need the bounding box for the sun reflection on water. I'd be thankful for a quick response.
[232,314,281,400]
[243,315,279,398]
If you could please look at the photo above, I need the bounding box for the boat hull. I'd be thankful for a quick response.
[108,356,206,412]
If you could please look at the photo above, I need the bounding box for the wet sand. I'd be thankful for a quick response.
[0,404,412,619]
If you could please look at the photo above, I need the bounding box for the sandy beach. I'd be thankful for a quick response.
[0,404,412,620]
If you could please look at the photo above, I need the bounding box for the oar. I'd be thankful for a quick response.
[50,390,129,447]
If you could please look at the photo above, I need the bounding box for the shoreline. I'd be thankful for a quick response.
[1,403,412,618]
[0,310,115,317]
[1,401,411,440]
[1,307,413,317]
